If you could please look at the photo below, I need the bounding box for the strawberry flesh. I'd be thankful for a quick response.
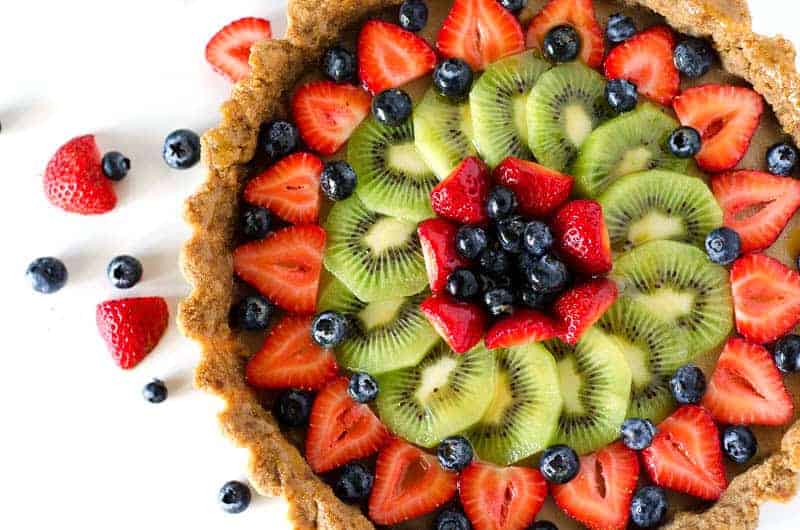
[555,279,618,344]
[493,158,573,218]
[551,200,613,275]
[420,294,487,354]
[485,309,562,350]
[205,17,272,82]
[418,218,471,293]
[526,0,604,68]
[358,20,437,94]
[430,156,491,224]
[44,135,117,215]
[244,152,323,224]
[96,297,169,369]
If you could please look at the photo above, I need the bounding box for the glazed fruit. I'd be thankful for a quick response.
[486,186,518,220]
[484,288,516,317]
[446,269,479,300]
[358,20,436,94]
[673,38,715,78]
[239,205,271,240]
[486,309,562,349]
[630,486,668,528]
[101,151,130,181]
[667,126,702,158]
[722,425,758,464]
[774,334,800,373]
[766,142,799,176]
[310,310,350,348]
[258,120,299,161]
[523,221,555,257]
[539,445,580,484]
[107,255,143,289]
[493,158,573,218]
[218,480,252,514]
[620,418,656,451]
[554,279,618,344]
[455,225,489,259]
[705,227,742,266]
[419,218,470,292]
[551,200,612,275]
[605,78,638,113]
[606,13,636,44]
[433,58,474,100]
[421,293,486,353]
[26,257,68,294]
[274,390,313,427]
[142,379,168,404]
[372,89,413,126]
[44,135,116,214]
[322,46,357,83]
[437,435,474,472]
[348,372,380,404]
[320,160,357,202]
[244,152,323,224]
[233,295,272,331]
[96,297,169,369]
[543,25,581,63]
[669,364,706,405]
[205,17,271,82]
[431,157,491,223]
[162,129,201,169]
[399,0,428,32]
[334,463,374,503]
[526,0,604,68]
[436,509,471,530]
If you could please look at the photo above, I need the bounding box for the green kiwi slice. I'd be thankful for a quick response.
[376,342,496,447]
[323,195,428,302]
[572,103,692,197]
[544,327,632,455]
[527,62,610,172]
[469,50,552,167]
[413,88,477,179]
[349,117,437,222]
[463,343,562,466]
[599,170,724,252]
[612,240,734,358]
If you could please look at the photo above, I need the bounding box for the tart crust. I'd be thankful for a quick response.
[179,1,800,528]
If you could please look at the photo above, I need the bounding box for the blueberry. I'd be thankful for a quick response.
[240,204,272,240]
[766,142,799,176]
[484,288,515,317]
[539,445,580,484]
[667,126,702,159]
[334,463,374,502]
[530,522,558,530]
[523,221,554,257]
[234,295,273,331]
[606,13,637,43]
[496,215,527,254]
[311,310,350,348]
[486,186,518,220]
[705,227,741,266]
[543,25,581,63]
[519,285,555,310]
[399,0,429,32]
[437,435,474,472]
[620,418,656,451]
[605,78,638,113]
[773,334,800,373]
[479,247,512,276]
[26,257,68,294]
[218,481,251,514]
[107,255,143,289]
[372,89,413,126]
[348,372,379,403]
[447,269,480,300]
[142,379,168,403]
[526,254,570,294]
[722,425,758,464]
[101,151,131,181]
[436,508,472,530]
[258,120,299,161]
[456,225,489,259]
[669,364,706,404]
[630,486,668,528]
[323,46,357,83]
[433,58,474,100]
[162,129,201,169]
[321,160,357,201]
[499,0,527,12]
[673,38,715,78]
[274,389,313,427]
[477,272,513,294]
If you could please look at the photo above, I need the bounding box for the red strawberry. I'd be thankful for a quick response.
[551,200,612,275]
[493,158,573,218]
[485,309,562,349]
[436,0,525,71]
[702,337,794,426]
[205,17,272,82]
[233,225,326,314]
[418,218,471,292]
[711,170,800,253]
[551,443,639,530]
[44,135,117,215]
[291,81,371,156]
[306,378,390,473]
[555,279,618,344]
[642,405,727,501]
[358,20,437,94]
[420,294,487,354]
[246,315,338,391]
[244,152,323,224]
[430,157,491,224]
[525,0,604,68]
[369,438,458,525]
[96,297,169,369]
[603,26,679,105]
[673,84,764,172]
[730,253,800,344]
[459,462,547,530]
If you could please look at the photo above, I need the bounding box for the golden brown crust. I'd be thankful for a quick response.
[179,1,800,529]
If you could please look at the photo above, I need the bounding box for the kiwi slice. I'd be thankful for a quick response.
[527,62,610,172]
[324,195,428,302]
[599,170,724,252]
[318,278,440,374]
[463,343,562,466]
[597,297,689,423]
[376,342,496,447]
[349,117,437,222]
[469,50,552,167]
[572,103,692,197]
[612,240,734,358]
[544,328,632,455]
[413,88,477,179]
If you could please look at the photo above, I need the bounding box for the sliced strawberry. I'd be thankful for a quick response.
[673,84,764,172]
[244,152,323,224]
[493,158,573,218]
[358,20,437,94]
[525,0,604,68]
[551,200,612,275]
[642,405,727,501]
[306,378,390,473]
[233,225,326,314]
[418,218,471,292]
[44,135,116,215]
[205,17,272,82]
[246,315,338,391]
[551,442,639,530]
[460,462,547,530]
[291,81,371,156]
[430,157,491,224]
[96,297,169,369]
[436,0,525,71]
[555,279,618,344]
[420,294,486,354]
[485,309,562,349]
[369,438,458,525]
[711,170,800,253]
[702,337,794,426]
[603,26,679,105]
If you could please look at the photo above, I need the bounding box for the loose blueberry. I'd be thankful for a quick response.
[630,486,668,528]
[258,120,299,161]
[399,0,429,32]
[479,247,512,276]
[766,142,799,176]
[274,389,313,427]
[526,254,570,294]
[323,46,357,83]
[705,227,741,266]
[446,268,480,300]
[240,204,272,240]
[673,38,715,78]
[530,522,558,530]
[334,463,374,502]
[433,58,474,100]
[722,425,758,464]
[669,364,706,404]
[348,372,379,403]
[321,160,357,201]
[667,126,702,159]
[101,151,131,181]
[484,288,515,317]
[162,129,201,169]
[486,186,518,220]
[372,89,413,126]
[456,225,489,259]
[499,0,527,13]
[107,255,143,289]
[543,25,581,63]
[26,257,68,294]
[437,435,474,472]
[519,285,555,310]
[606,13,637,43]
[436,508,472,530]
[142,379,168,403]
[605,78,638,113]
[620,418,656,451]
[539,445,580,484]
[773,334,800,373]
[218,481,252,514]
[523,221,554,257]
[234,295,273,331]
[311,310,350,348]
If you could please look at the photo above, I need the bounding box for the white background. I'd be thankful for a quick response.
[0,1,798,528]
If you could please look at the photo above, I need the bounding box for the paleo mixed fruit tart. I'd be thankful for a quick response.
[179,0,800,529]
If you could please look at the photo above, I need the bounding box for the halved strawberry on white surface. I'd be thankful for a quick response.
[205,17,272,82]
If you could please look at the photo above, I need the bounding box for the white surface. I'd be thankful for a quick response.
[1,1,799,528]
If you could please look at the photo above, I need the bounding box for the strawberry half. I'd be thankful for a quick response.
[291,81,371,156]
[673,84,764,172]
[244,152,323,224]
[436,0,525,71]
[369,438,458,525]
[44,135,117,215]
[493,158,573,218]
[551,442,639,530]
[730,253,800,344]
[459,462,547,530]
[525,0,604,68]
[642,405,727,501]
[551,200,612,275]
[358,20,437,94]
[702,337,794,426]
[603,26,679,105]
[418,218,471,292]
[306,378,390,473]
[96,297,169,369]
[420,294,487,354]
[555,279,618,344]
[246,315,338,391]
[711,170,800,253]
[485,309,562,349]
[233,225,326,314]
[430,157,491,224]
[205,17,272,82]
